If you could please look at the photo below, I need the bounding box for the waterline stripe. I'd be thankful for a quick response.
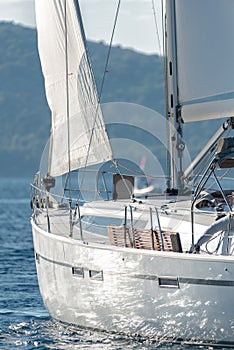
[179,277,234,287]
[35,251,234,287]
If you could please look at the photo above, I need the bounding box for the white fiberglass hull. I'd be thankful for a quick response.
[31,219,234,345]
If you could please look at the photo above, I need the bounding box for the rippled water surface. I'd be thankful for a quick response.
[0,178,231,349]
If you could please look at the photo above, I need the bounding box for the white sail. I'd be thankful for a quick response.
[35,0,112,176]
[175,0,234,123]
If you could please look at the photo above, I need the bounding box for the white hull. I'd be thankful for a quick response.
[32,0,234,345]
[31,218,234,345]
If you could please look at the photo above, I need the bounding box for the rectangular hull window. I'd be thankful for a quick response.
[158,276,179,289]
[89,270,103,281]
[72,267,84,278]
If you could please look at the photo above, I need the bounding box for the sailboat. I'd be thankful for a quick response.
[31,0,234,346]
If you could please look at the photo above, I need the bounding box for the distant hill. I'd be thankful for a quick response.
[0,22,165,177]
[0,22,225,177]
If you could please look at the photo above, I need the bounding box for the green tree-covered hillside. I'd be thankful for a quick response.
[0,22,225,177]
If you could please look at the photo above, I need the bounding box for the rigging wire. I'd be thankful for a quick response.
[64,0,73,235]
[98,0,121,101]
[112,160,166,179]
[151,0,163,60]
[76,0,121,201]
[111,0,167,195]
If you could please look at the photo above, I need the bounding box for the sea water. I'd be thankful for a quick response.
[0,178,229,349]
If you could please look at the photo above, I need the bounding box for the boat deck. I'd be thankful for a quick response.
[34,207,110,244]
[33,195,220,254]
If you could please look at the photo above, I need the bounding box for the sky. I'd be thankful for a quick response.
[0,0,163,54]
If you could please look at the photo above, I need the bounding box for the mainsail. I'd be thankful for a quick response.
[174,0,234,123]
[35,0,112,176]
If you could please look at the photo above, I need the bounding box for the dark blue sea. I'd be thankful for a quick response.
[0,178,231,350]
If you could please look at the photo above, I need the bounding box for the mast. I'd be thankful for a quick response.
[165,0,184,193]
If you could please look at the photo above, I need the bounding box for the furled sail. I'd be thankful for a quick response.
[174,0,234,123]
[35,0,112,176]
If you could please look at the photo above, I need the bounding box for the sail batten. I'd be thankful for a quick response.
[174,0,234,123]
[35,0,112,177]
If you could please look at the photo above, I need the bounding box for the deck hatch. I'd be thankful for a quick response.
[158,276,179,288]
[72,267,84,278]
[89,270,103,281]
